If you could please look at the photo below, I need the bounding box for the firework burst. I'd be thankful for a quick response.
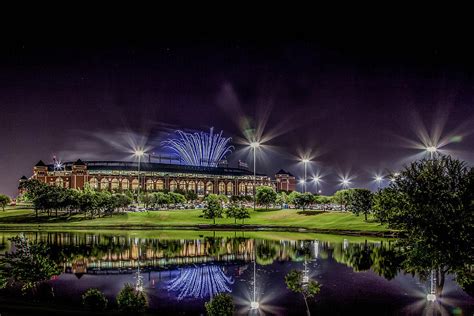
[162,128,233,166]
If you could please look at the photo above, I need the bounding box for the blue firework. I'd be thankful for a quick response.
[162,127,233,166]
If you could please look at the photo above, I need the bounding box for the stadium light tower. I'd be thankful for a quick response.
[134,149,145,205]
[301,158,310,193]
[250,142,260,211]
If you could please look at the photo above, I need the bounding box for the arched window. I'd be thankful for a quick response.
[226,182,233,195]
[188,181,196,192]
[121,178,129,190]
[131,179,139,190]
[239,183,246,195]
[218,182,225,195]
[89,178,98,189]
[100,178,109,190]
[156,179,164,190]
[179,180,186,191]
[197,181,205,195]
[170,180,177,192]
[246,183,253,195]
[146,179,154,191]
[111,178,119,190]
[206,182,213,194]
[55,177,63,187]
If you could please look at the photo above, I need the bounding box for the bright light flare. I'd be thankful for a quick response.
[250,301,259,310]
[426,146,437,153]
[301,158,310,163]
[250,141,260,148]
[134,149,145,157]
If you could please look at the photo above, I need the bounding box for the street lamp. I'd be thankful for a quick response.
[134,149,145,205]
[250,142,260,211]
[375,175,383,190]
[426,146,438,159]
[340,178,350,189]
[301,158,309,193]
[313,175,321,194]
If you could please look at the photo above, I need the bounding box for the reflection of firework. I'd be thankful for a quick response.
[162,128,233,167]
[167,265,234,300]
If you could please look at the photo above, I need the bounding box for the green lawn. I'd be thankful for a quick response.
[0,207,391,234]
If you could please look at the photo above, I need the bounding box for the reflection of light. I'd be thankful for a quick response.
[426,146,437,153]
[250,301,259,310]
[168,265,234,300]
[426,293,436,302]
[250,141,260,148]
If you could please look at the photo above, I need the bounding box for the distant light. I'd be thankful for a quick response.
[134,149,145,157]
[426,293,436,302]
[250,142,260,148]
[375,176,383,182]
[318,190,322,194]
[250,301,260,310]
[426,146,437,153]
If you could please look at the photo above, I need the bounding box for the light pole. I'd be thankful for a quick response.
[375,175,383,190]
[313,176,321,194]
[250,142,260,211]
[426,146,438,159]
[134,149,144,205]
[301,159,309,193]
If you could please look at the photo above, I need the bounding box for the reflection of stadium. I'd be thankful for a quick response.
[29,159,296,194]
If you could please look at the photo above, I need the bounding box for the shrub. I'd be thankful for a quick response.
[205,293,234,316]
[116,283,147,313]
[82,288,108,310]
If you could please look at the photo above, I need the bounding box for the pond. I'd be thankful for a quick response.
[0,230,472,315]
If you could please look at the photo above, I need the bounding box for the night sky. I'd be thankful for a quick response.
[1,36,474,196]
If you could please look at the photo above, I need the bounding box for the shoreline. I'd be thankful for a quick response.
[0,224,397,237]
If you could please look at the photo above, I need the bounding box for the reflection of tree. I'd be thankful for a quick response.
[168,265,234,300]
[285,269,320,316]
[342,241,373,272]
[256,240,279,265]
[370,244,401,280]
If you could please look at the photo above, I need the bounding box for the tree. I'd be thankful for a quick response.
[0,194,10,211]
[0,234,60,293]
[275,191,288,209]
[255,186,277,210]
[153,192,171,209]
[169,192,186,206]
[373,155,474,281]
[333,189,353,211]
[285,270,321,316]
[234,206,250,224]
[287,191,301,207]
[185,190,198,202]
[225,202,240,224]
[347,188,373,221]
[205,293,234,316]
[203,194,224,224]
[298,193,314,211]
[116,283,147,313]
[373,156,473,247]
[82,288,108,311]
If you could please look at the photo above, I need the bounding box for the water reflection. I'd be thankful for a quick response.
[168,265,234,299]
[0,231,472,315]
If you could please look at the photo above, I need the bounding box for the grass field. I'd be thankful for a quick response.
[0,207,391,235]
